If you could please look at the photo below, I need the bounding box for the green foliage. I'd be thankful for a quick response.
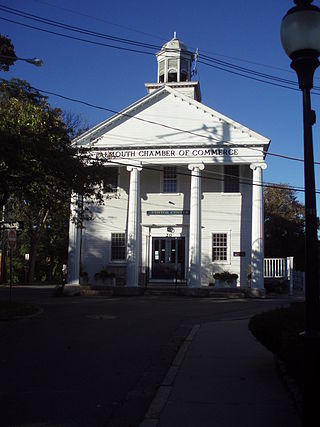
[247,264,252,281]
[264,185,305,270]
[0,78,111,283]
[0,35,16,71]
[94,267,116,281]
[248,302,305,388]
[213,271,238,283]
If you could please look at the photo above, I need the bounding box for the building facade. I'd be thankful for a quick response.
[66,34,270,290]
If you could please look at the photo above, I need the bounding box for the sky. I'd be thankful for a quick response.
[1,0,320,212]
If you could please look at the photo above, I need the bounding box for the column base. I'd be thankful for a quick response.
[125,282,139,288]
[188,282,201,289]
[245,288,266,298]
[63,283,81,296]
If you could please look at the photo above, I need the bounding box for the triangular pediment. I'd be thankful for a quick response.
[73,86,270,153]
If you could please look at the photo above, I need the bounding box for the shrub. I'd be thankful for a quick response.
[213,271,238,283]
[94,268,115,281]
[248,302,305,389]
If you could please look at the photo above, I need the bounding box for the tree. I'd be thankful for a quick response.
[0,35,17,71]
[0,78,109,282]
[264,185,305,270]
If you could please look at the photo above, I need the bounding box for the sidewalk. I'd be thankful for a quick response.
[140,319,301,427]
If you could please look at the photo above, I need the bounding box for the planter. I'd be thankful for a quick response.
[80,275,88,285]
[94,277,116,287]
[213,271,238,289]
[215,278,237,289]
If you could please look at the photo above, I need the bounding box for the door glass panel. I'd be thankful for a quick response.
[170,239,176,263]
[151,237,185,280]
[160,239,166,263]
[154,239,159,263]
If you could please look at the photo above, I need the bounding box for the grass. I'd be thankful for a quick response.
[249,302,305,389]
[0,300,41,320]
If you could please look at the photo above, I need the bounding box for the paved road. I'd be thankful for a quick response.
[0,286,295,427]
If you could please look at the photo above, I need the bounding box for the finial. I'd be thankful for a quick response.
[173,31,177,39]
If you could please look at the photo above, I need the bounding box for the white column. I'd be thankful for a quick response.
[188,163,204,288]
[250,162,267,289]
[66,193,82,286]
[126,165,142,287]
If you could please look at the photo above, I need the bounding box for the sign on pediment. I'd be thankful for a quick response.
[96,146,263,161]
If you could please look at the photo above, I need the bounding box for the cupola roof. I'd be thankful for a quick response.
[162,32,188,51]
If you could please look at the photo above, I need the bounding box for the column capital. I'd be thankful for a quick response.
[127,163,142,172]
[250,162,267,171]
[188,163,205,171]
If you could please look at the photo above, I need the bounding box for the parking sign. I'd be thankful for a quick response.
[8,229,16,250]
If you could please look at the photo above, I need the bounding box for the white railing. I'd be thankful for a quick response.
[264,257,294,295]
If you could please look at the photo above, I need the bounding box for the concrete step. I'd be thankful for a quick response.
[73,285,264,298]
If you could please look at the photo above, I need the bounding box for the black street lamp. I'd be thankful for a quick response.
[281,1,320,425]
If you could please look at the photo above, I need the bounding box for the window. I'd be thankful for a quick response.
[212,233,228,261]
[168,71,177,82]
[111,233,126,261]
[180,59,188,81]
[103,168,118,193]
[163,166,177,193]
[168,59,178,82]
[159,60,165,83]
[224,165,239,193]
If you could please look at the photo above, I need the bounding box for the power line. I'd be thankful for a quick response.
[32,0,319,84]
[198,59,302,94]
[90,156,316,195]
[25,83,320,166]
[32,0,167,42]
[0,16,156,57]
[0,7,318,165]
[0,4,160,50]
[2,4,320,95]
[199,54,299,88]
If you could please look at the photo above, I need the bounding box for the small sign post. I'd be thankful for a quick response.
[8,229,17,251]
[7,230,16,302]
[0,221,24,231]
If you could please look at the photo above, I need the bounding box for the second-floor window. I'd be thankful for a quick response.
[103,168,118,193]
[163,166,177,193]
[224,165,239,193]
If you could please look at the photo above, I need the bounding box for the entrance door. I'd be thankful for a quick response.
[151,237,185,280]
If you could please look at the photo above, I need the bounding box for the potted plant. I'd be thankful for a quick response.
[79,271,89,285]
[94,267,116,286]
[213,271,238,288]
[79,264,89,285]
[247,264,252,287]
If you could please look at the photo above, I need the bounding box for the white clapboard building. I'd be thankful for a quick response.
[66,33,270,292]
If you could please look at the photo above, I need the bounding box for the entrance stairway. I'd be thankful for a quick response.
[78,284,263,298]
[144,284,247,298]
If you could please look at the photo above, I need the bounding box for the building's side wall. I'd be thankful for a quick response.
[201,164,248,286]
[81,168,129,284]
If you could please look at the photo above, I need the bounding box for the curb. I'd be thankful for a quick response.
[0,306,43,321]
[275,356,302,418]
[139,324,200,427]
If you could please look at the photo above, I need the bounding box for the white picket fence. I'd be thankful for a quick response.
[264,257,304,295]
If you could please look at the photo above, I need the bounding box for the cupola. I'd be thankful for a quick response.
[157,32,193,83]
[145,33,201,101]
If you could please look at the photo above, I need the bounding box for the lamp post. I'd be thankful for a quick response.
[281,1,320,425]
[0,54,43,67]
